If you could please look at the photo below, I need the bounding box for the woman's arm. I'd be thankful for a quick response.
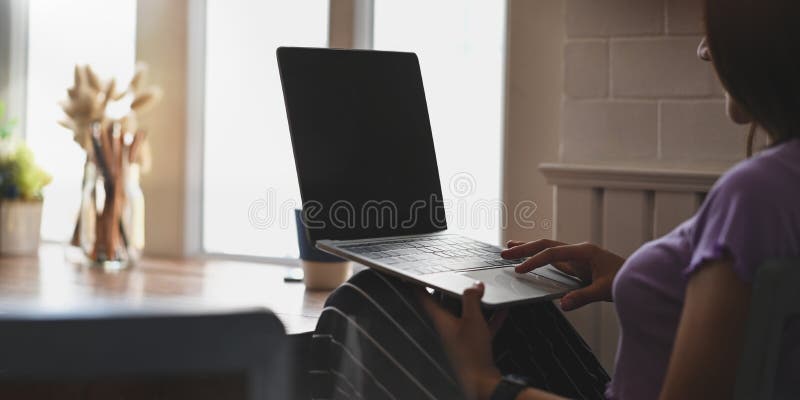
[659,259,752,400]
[420,283,570,400]
[524,258,750,400]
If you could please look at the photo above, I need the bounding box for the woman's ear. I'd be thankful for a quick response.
[697,37,712,61]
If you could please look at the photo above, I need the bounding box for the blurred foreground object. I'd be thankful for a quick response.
[0,102,51,255]
[60,64,161,268]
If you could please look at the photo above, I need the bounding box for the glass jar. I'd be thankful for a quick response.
[122,161,145,263]
[78,161,97,257]
[76,149,145,268]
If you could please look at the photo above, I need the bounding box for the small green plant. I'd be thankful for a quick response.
[0,102,17,140]
[0,102,51,200]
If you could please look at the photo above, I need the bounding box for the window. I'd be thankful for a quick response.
[202,1,505,258]
[15,1,507,257]
[203,1,329,258]
[373,0,507,244]
[26,0,137,241]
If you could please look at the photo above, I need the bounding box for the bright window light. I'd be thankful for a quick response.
[26,0,137,241]
[204,1,329,258]
[374,0,507,244]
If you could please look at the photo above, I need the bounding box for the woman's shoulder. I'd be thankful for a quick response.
[687,139,800,280]
[709,139,800,206]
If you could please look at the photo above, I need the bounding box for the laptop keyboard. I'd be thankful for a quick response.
[338,235,525,275]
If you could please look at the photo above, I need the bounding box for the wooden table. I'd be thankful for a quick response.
[0,244,331,335]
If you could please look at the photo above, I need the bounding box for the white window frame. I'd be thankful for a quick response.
[0,0,29,139]
[185,0,206,258]
[186,0,375,264]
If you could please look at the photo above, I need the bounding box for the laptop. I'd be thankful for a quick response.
[278,47,581,307]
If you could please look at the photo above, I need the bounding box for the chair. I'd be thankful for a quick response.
[0,306,288,399]
[735,258,800,400]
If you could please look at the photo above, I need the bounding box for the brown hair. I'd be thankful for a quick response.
[704,0,800,143]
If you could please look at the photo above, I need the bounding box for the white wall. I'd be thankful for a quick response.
[136,0,190,257]
[561,0,750,169]
[501,0,564,244]
[547,0,763,372]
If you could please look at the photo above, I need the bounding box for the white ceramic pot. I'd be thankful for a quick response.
[0,200,43,256]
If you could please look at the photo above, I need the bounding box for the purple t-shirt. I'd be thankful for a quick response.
[606,139,800,400]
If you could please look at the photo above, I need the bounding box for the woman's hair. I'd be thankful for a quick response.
[704,0,800,143]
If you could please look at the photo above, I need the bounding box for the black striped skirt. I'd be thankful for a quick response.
[310,269,609,400]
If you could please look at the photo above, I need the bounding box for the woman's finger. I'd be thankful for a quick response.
[551,261,578,276]
[500,239,566,259]
[560,280,609,311]
[505,240,526,248]
[460,282,485,322]
[514,243,596,273]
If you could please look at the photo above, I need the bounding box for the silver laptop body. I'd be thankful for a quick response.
[278,47,581,307]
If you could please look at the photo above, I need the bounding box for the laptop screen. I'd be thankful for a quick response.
[278,47,447,243]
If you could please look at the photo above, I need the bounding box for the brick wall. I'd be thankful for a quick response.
[560,0,750,168]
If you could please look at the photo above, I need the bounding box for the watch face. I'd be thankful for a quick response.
[491,375,531,400]
[504,374,530,386]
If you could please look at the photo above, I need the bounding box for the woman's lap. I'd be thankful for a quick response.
[310,269,609,399]
[492,298,609,398]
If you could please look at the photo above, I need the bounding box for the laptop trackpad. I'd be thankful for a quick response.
[461,267,578,306]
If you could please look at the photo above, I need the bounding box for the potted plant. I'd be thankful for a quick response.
[0,102,52,255]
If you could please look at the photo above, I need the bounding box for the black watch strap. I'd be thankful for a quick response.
[489,374,530,400]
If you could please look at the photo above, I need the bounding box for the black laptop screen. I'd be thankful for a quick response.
[278,47,447,243]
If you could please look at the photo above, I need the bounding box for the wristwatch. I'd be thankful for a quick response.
[489,374,530,400]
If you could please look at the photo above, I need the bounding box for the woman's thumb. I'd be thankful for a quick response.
[560,283,606,311]
[461,282,485,320]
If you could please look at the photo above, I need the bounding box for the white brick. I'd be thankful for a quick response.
[565,41,609,99]
[566,0,664,38]
[666,0,704,34]
[611,37,716,98]
[562,100,658,162]
[660,101,747,163]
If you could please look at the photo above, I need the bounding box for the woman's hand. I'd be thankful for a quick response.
[501,239,626,311]
[419,283,508,400]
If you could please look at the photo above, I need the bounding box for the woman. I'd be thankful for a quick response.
[310,0,800,398]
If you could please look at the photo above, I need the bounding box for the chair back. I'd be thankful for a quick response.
[735,258,800,400]
[0,306,287,399]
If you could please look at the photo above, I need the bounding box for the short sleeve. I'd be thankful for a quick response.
[684,161,796,282]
